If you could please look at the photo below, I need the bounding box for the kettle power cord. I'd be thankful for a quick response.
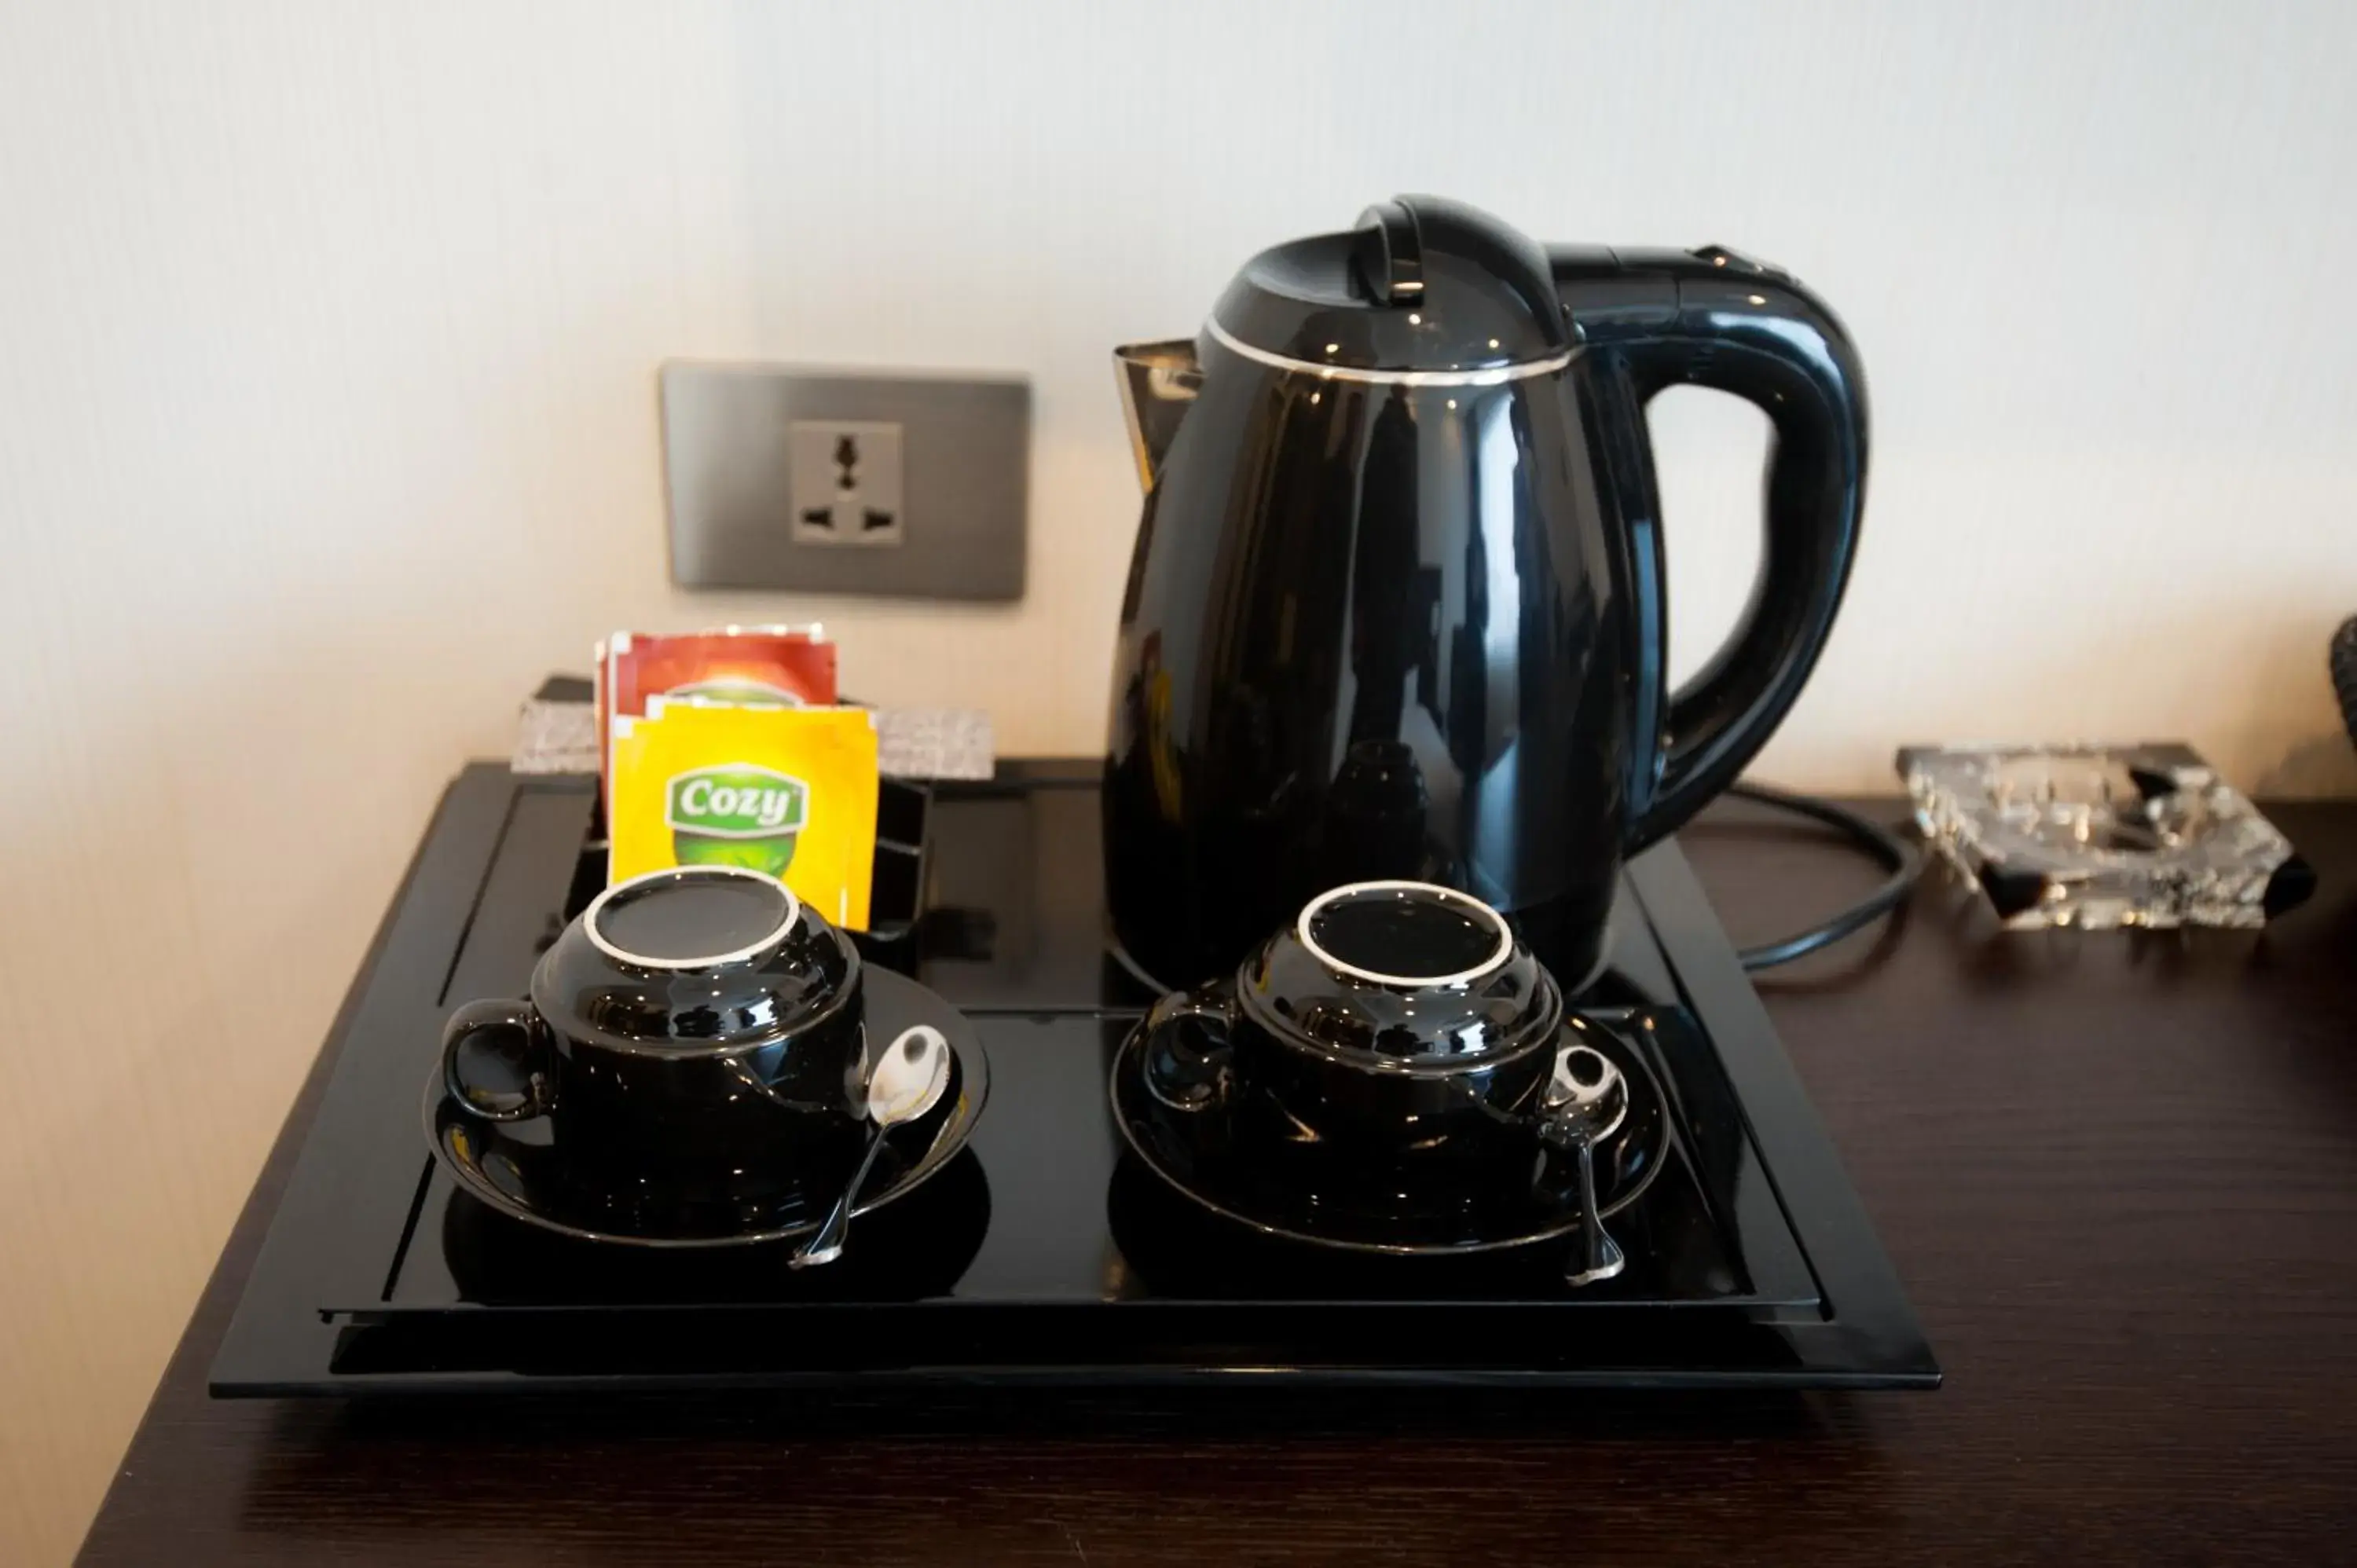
[1722,782,1923,971]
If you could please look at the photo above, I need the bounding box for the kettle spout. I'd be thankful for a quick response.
[1114,339,1201,492]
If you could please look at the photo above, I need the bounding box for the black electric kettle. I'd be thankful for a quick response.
[1105,196,1868,991]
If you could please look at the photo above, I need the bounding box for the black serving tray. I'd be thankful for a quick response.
[210,761,1937,1394]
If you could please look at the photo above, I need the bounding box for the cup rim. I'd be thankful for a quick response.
[583,865,803,970]
[1294,879,1513,990]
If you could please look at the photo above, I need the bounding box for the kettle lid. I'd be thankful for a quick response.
[1208,196,1570,376]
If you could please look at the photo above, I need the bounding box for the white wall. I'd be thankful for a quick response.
[2,1,2352,1559]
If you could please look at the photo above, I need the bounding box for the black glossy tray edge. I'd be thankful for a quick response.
[209,762,1939,1396]
[1624,848,1940,1389]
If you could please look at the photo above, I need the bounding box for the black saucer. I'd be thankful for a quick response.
[1109,1015,1666,1255]
[439,1149,994,1301]
[423,969,988,1247]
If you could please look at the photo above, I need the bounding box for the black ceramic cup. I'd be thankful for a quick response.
[439,865,868,1184]
[1138,879,1563,1169]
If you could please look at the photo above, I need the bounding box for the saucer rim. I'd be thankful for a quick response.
[423,969,989,1250]
[1108,1019,1667,1256]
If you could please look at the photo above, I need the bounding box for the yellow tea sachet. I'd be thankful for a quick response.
[608,698,881,931]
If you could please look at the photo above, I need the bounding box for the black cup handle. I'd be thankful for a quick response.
[1554,245,1869,852]
[441,998,556,1122]
[1139,984,1237,1113]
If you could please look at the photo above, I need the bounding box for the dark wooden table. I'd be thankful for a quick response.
[78,795,2357,1566]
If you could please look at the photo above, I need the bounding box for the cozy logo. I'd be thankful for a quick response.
[665,765,808,840]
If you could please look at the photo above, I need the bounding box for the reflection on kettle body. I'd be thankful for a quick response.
[1344,395,1424,751]
[1319,739,1443,892]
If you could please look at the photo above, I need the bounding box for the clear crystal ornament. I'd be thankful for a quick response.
[1897,743,2314,929]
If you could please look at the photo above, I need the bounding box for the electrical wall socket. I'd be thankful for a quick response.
[662,364,1028,601]
[787,420,903,546]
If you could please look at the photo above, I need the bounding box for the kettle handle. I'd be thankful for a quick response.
[1555,246,1869,852]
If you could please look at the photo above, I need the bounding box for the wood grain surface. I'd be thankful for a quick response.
[74,795,2357,1566]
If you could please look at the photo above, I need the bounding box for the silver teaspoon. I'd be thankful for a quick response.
[1539,1040,1629,1288]
[790,1024,952,1269]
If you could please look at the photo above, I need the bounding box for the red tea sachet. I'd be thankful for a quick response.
[596,626,838,804]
